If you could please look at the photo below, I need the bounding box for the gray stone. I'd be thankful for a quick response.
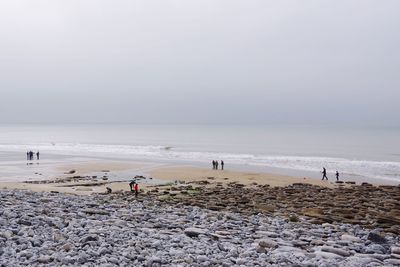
[385,259,400,265]
[80,235,99,244]
[184,227,206,237]
[61,243,73,252]
[364,244,387,254]
[61,256,76,265]
[259,238,278,249]
[314,251,343,259]
[367,232,387,244]
[37,255,53,264]
[321,246,351,257]
[341,234,362,243]
[197,255,208,262]
[391,246,400,255]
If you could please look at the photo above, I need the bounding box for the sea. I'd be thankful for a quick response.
[0,124,399,184]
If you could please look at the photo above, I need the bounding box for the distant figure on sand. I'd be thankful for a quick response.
[336,171,339,181]
[215,160,219,170]
[212,160,216,170]
[134,183,139,197]
[36,151,40,160]
[29,151,34,161]
[26,152,29,161]
[221,160,224,170]
[322,167,328,180]
[129,180,136,191]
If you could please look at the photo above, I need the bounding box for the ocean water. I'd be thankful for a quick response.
[0,124,399,183]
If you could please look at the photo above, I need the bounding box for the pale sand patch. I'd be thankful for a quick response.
[55,160,161,176]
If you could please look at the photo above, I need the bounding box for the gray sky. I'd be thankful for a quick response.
[0,0,399,126]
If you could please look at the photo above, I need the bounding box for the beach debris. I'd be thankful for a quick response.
[65,170,76,174]
[106,187,112,194]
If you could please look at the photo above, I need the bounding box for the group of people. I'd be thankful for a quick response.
[321,167,340,181]
[129,180,139,196]
[26,151,39,161]
[212,160,224,170]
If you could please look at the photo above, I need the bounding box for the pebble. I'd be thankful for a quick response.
[341,234,362,243]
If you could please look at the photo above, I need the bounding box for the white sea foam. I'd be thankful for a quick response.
[1,142,400,182]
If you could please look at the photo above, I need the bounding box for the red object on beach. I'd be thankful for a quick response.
[134,184,138,191]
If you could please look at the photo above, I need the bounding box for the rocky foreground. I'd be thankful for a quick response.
[0,188,400,267]
[151,181,400,234]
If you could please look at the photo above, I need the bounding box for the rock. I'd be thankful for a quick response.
[321,246,351,257]
[20,251,33,259]
[385,259,400,265]
[52,232,65,242]
[99,247,112,256]
[184,228,206,237]
[256,246,267,253]
[61,243,73,252]
[107,257,119,264]
[80,235,99,244]
[311,239,325,246]
[367,232,387,244]
[354,253,390,261]
[258,238,278,249]
[391,246,400,255]
[83,208,111,216]
[61,256,76,265]
[147,256,162,266]
[217,243,228,252]
[256,231,279,238]
[314,251,343,259]
[37,255,53,264]
[0,230,13,239]
[341,234,362,243]
[364,244,387,254]
[77,252,89,264]
[17,219,32,226]
[197,255,208,262]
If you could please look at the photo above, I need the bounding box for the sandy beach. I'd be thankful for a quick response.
[0,159,345,195]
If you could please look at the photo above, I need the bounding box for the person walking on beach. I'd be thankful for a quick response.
[336,171,339,181]
[221,160,224,170]
[36,151,40,160]
[215,160,219,170]
[26,151,29,161]
[29,151,34,161]
[134,183,139,197]
[321,167,328,180]
[212,160,216,170]
[129,180,136,192]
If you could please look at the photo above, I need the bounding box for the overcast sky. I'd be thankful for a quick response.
[0,0,399,126]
